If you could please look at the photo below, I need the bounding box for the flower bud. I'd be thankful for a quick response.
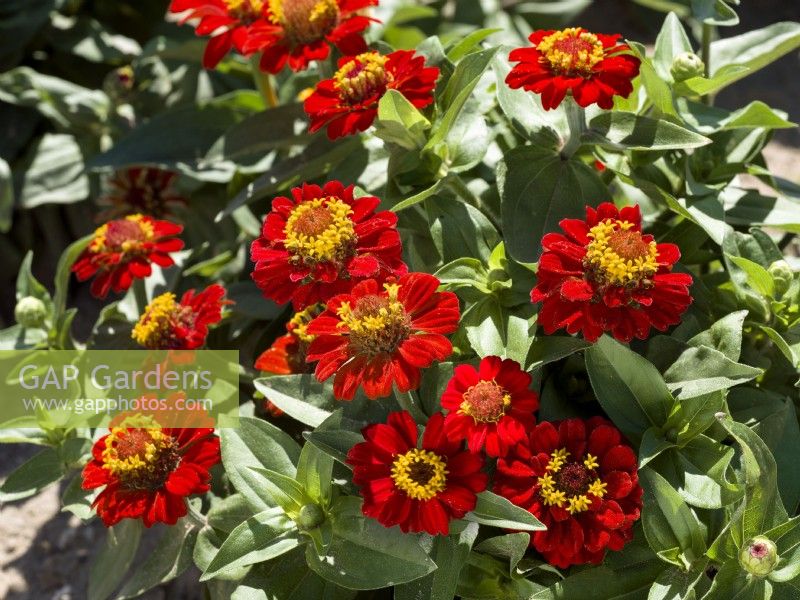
[768,260,794,296]
[739,536,779,577]
[103,66,134,101]
[670,52,705,82]
[296,503,325,530]
[14,296,47,328]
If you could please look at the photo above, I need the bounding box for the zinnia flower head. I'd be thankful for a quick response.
[96,168,186,222]
[132,284,228,350]
[242,0,377,74]
[250,181,406,309]
[305,272,459,400]
[494,417,642,568]
[72,215,184,299]
[506,27,640,110]
[169,0,271,69]
[347,411,488,535]
[304,49,439,139]
[531,203,692,343]
[442,356,539,457]
[82,421,220,527]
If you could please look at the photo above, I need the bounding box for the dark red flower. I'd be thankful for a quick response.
[250,181,406,309]
[347,411,488,535]
[169,0,271,69]
[305,272,459,400]
[441,356,539,457]
[531,203,692,343]
[506,27,640,110]
[96,168,186,221]
[304,49,439,139]
[132,284,228,349]
[242,0,376,74]
[72,215,184,299]
[494,417,642,568]
[82,424,220,527]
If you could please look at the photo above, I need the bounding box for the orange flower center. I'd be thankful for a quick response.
[132,292,195,349]
[337,283,410,355]
[102,427,180,491]
[90,214,155,255]
[537,28,605,77]
[283,197,356,265]
[391,448,448,500]
[459,380,511,423]
[268,0,339,45]
[224,0,265,21]
[334,52,392,105]
[537,449,607,514]
[584,219,659,287]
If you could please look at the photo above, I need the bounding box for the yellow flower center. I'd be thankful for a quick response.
[537,449,607,514]
[102,427,180,490]
[268,0,339,44]
[459,380,511,423]
[131,292,194,349]
[337,283,410,355]
[537,28,605,77]
[223,0,264,20]
[283,197,357,265]
[288,303,324,343]
[391,448,448,500]
[584,219,659,287]
[90,214,155,255]
[334,52,393,105]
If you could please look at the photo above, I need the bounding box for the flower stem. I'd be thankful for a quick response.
[561,97,586,158]
[447,175,501,232]
[701,22,714,105]
[250,54,279,108]
[133,279,149,314]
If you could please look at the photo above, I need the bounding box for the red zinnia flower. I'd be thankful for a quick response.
[250,181,406,309]
[347,411,488,535]
[132,284,228,349]
[96,168,186,222]
[242,0,376,74]
[304,50,439,139]
[82,424,220,527]
[531,203,692,343]
[305,272,459,400]
[494,417,642,568]
[441,356,539,457]
[169,0,271,69]
[72,214,184,299]
[506,27,640,110]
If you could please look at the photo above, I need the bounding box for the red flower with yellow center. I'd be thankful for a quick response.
[242,0,376,73]
[531,203,692,343]
[132,284,228,350]
[506,27,640,110]
[250,181,406,309]
[82,424,220,527]
[304,50,439,139]
[441,356,539,457]
[305,272,459,400]
[347,411,488,535]
[72,215,184,299]
[96,168,186,222]
[169,0,271,69]
[494,417,642,568]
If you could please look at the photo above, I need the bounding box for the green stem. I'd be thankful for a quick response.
[561,96,586,158]
[701,22,714,105]
[448,175,501,232]
[250,54,279,108]
[133,278,149,314]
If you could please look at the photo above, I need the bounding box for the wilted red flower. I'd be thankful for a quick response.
[494,417,642,568]
[347,411,488,535]
[250,181,406,309]
[506,27,640,110]
[72,215,184,299]
[82,424,220,527]
[306,272,459,400]
[96,168,186,222]
[531,203,692,343]
[242,0,376,74]
[132,284,228,349]
[441,356,539,457]
[304,50,439,139]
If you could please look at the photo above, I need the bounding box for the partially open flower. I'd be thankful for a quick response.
[72,215,184,299]
[96,168,186,222]
[739,536,779,577]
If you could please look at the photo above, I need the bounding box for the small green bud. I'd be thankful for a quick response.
[739,536,779,577]
[14,296,47,328]
[103,66,134,100]
[670,52,705,82]
[296,503,325,531]
[768,260,794,296]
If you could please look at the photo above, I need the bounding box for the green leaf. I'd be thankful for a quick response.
[498,145,606,263]
[249,466,311,516]
[89,520,142,600]
[434,257,491,294]
[16,133,90,208]
[526,336,591,370]
[253,375,335,428]
[586,112,711,151]
[724,188,800,234]
[304,429,363,467]
[0,157,13,232]
[673,65,750,97]
[374,89,431,150]
[296,437,334,505]
[464,491,546,532]
[687,310,747,361]
[52,234,92,325]
[461,297,532,364]
[0,445,66,501]
[473,532,531,576]
[664,345,762,399]
[653,12,694,79]
[390,177,447,212]
[447,28,502,62]
[726,254,776,297]
[628,42,678,117]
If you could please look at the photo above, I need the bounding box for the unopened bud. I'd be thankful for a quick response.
[768,260,794,296]
[739,536,779,577]
[671,52,705,82]
[14,296,47,328]
[296,503,325,531]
